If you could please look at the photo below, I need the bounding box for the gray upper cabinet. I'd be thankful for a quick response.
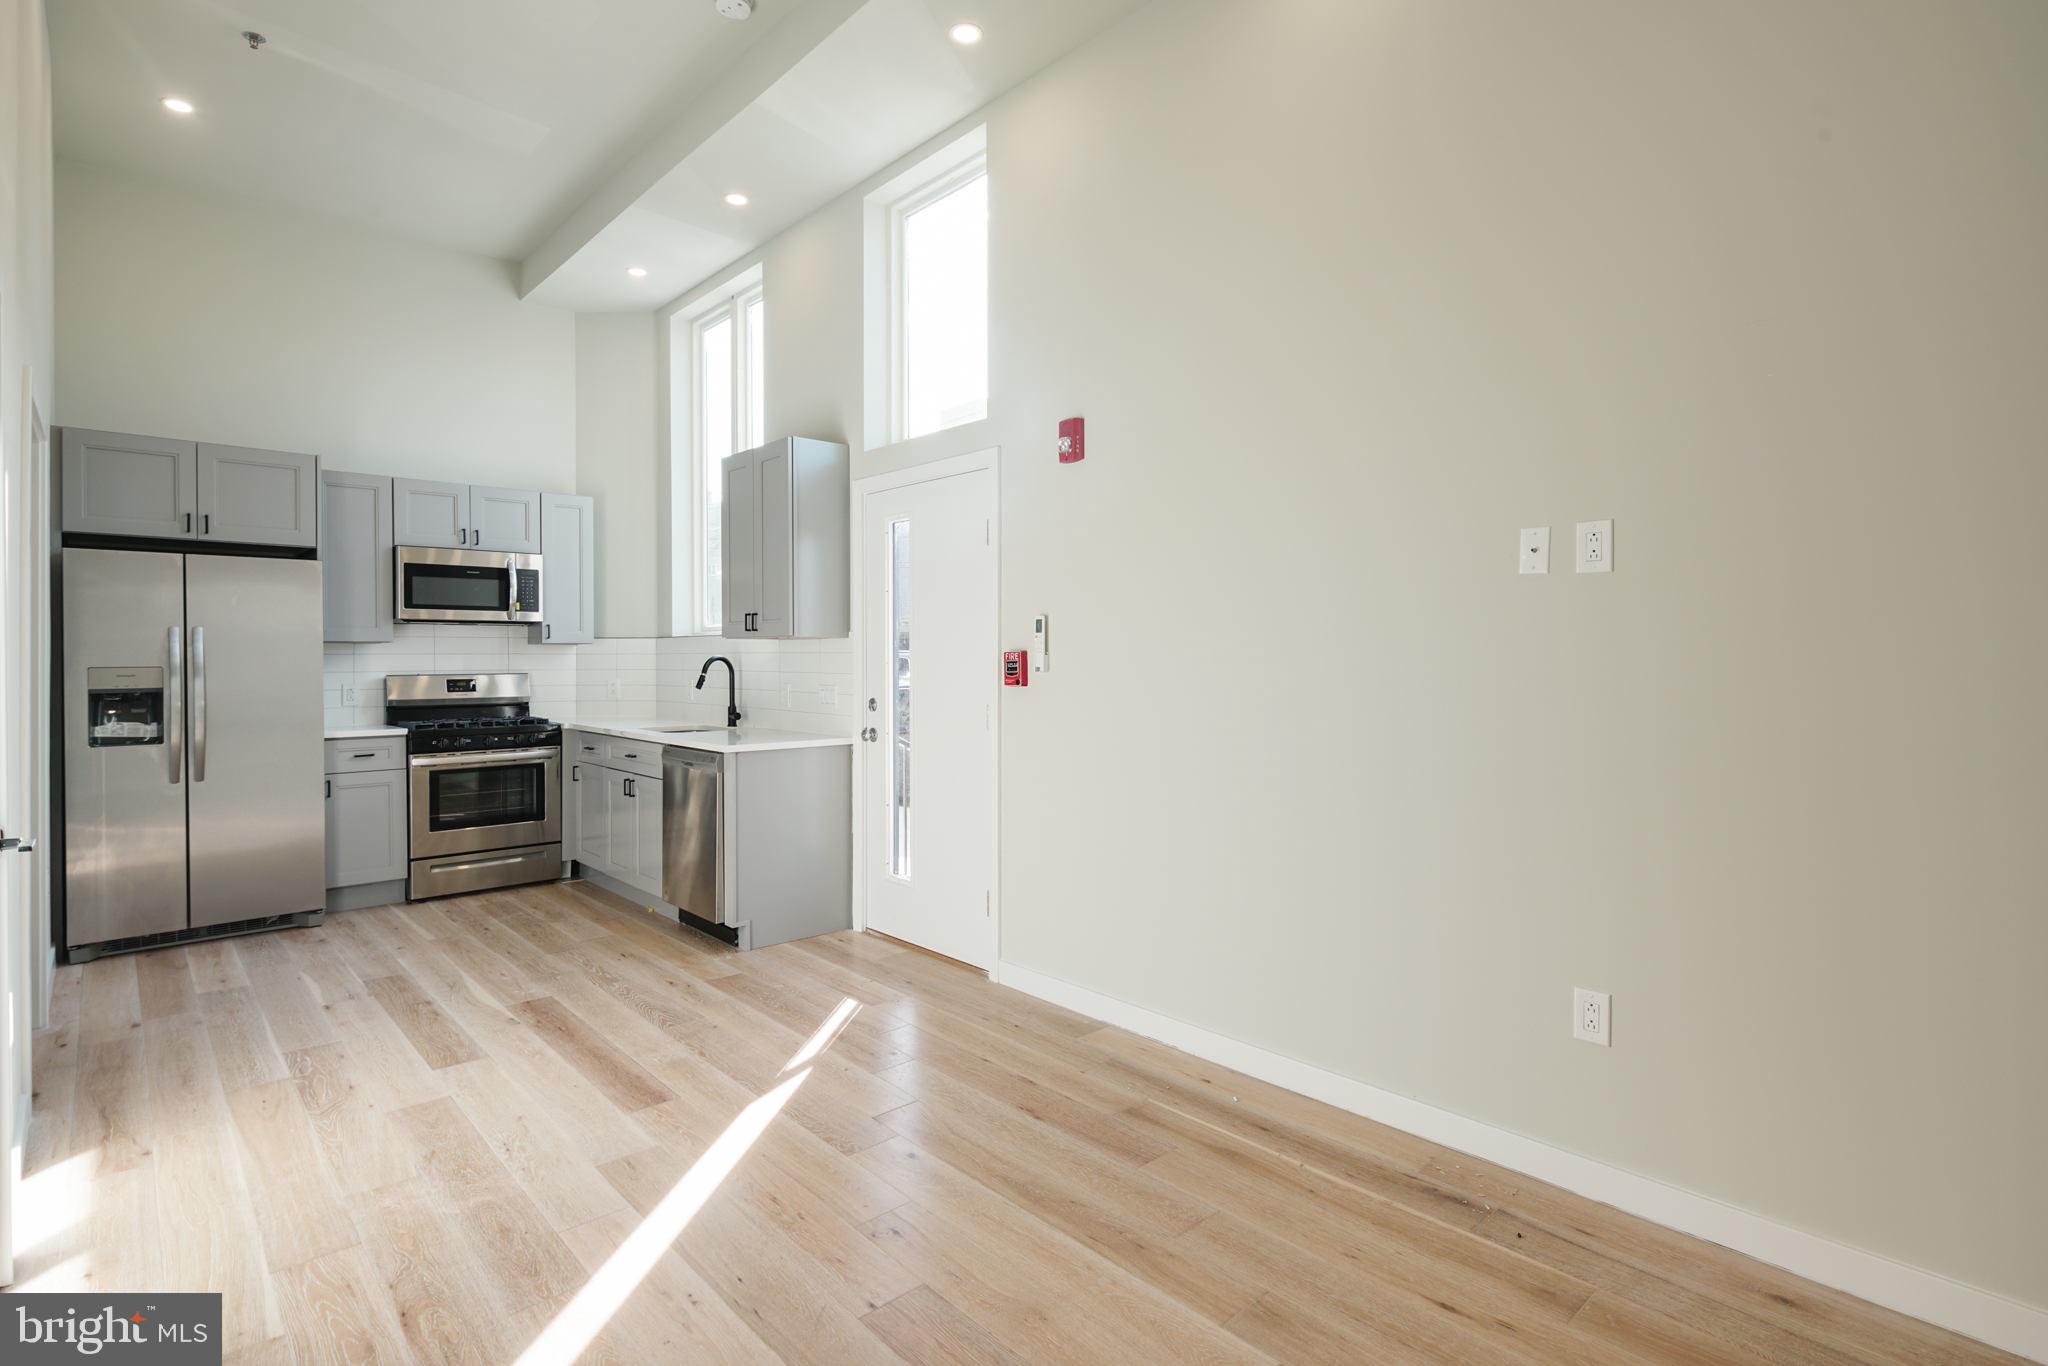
[392,478,470,548]
[60,428,197,539]
[533,492,594,645]
[394,478,543,552]
[721,454,760,637]
[722,437,848,639]
[319,469,394,642]
[196,444,318,547]
[472,486,543,553]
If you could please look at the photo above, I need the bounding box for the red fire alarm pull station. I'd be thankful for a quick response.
[1058,416,1085,464]
[1003,650,1028,686]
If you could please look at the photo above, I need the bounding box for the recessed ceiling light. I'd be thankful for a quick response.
[161,97,195,114]
[723,192,750,207]
[626,266,649,278]
[949,22,983,45]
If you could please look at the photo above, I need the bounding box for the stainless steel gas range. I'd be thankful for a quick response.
[386,673,562,899]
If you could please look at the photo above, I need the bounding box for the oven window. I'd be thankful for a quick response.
[428,763,546,831]
[405,562,510,612]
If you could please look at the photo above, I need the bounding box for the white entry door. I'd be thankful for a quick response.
[860,458,997,970]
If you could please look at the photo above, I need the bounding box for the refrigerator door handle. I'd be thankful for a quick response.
[167,626,184,784]
[190,625,208,782]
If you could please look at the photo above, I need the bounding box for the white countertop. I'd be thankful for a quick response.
[325,726,406,740]
[557,717,856,754]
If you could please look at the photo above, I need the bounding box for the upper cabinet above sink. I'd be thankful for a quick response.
[393,478,542,552]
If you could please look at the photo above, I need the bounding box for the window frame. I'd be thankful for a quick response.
[885,151,989,444]
[863,125,989,451]
[674,271,764,636]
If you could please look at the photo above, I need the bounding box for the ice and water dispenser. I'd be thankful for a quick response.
[85,667,166,747]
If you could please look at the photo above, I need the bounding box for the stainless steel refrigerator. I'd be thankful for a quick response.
[62,548,324,958]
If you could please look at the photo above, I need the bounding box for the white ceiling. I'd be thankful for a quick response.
[51,0,1147,310]
[524,0,1149,311]
[50,0,815,259]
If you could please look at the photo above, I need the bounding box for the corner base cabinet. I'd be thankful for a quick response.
[722,437,848,639]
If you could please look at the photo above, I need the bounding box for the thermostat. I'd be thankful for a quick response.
[1031,614,1048,673]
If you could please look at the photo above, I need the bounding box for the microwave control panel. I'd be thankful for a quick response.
[512,568,541,613]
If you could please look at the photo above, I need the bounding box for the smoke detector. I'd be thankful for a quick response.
[715,0,753,18]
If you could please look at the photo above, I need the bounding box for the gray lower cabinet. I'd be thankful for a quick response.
[565,739,662,899]
[721,437,848,639]
[472,486,543,553]
[325,764,408,889]
[60,428,198,539]
[533,492,594,644]
[393,477,470,548]
[196,444,318,547]
[572,759,611,872]
[319,470,394,642]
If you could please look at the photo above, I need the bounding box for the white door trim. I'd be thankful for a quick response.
[850,447,1001,976]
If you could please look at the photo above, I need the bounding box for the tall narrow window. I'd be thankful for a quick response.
[679,277,764,634]
[899,170,987,439]
[866,128,988,449]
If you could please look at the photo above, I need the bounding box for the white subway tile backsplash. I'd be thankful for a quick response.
[318,627,858,734]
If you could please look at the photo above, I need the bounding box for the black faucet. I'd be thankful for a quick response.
[697,656,741,728]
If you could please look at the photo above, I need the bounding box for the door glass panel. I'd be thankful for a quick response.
[888,518,912,879]
[428,763,545,831]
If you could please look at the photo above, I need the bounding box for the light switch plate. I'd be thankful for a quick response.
[1576,520,1613,573]
[1519,527,1550,575]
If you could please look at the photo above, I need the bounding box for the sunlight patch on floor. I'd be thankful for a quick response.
[13,1151,91,1273]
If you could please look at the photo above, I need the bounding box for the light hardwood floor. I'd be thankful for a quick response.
[13,881,2023,1364]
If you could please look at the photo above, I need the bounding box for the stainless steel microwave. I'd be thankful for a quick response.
[396,546,543,624]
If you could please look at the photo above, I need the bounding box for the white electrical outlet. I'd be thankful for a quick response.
[340,684,358,706]
[1519,527,1550,575]
[1575,519,1613,573]
[1573,988,1612,1046]
[819,680,837,708]
[606,679,621,700]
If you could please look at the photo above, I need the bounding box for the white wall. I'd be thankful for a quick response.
[573,314,659,637]
[54,162,576,490]
[2,0,54,443]
[662,0,2048,1315]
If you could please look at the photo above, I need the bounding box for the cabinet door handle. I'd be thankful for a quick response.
[571,764,579,782]
[544,624,552,640]
[624,777,635,798]
[325,778,331,797]
[203,512,210,535]
[184,512,192,533]
[351,752,376,759]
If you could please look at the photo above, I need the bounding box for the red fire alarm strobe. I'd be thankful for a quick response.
[1003,650,1028,686]
[1058,416,1085,464]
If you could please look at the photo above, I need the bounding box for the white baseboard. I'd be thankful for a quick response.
[994,959,2048,1365]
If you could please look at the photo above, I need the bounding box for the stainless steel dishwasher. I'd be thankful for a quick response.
[662,749,723,924]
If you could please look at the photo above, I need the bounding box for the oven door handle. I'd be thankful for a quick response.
[409,747,561,769]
